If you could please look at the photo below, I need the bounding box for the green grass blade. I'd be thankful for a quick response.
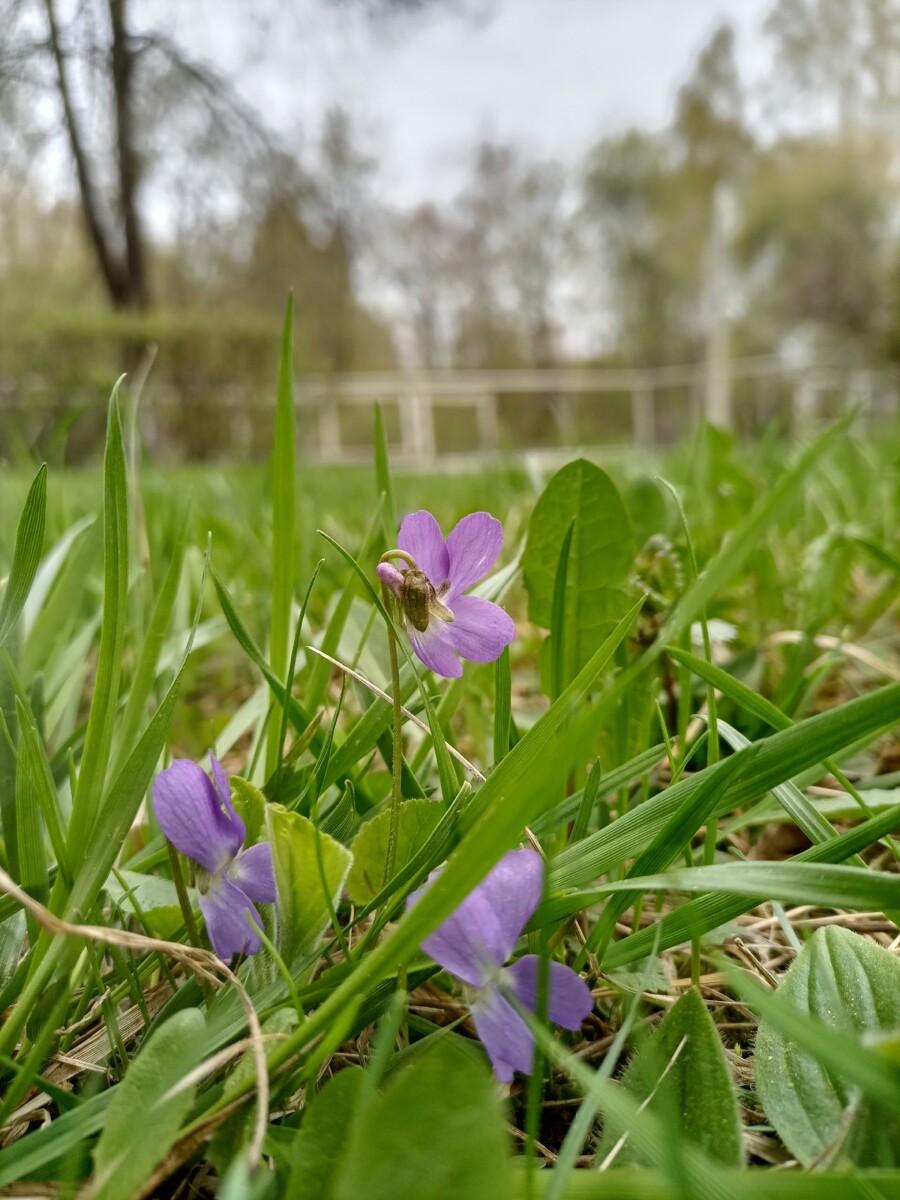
[0,464,47,648]
[603,803,900,967]
[592,861,900,912]
[14,697,69,883]
[109,518,186,781]
[655,417,849,651]
[580,748,752,964]
[551,681,900,892]
[306,498,384,711]
[373,403,398,545]
[493,646,512,767]
[268,294,297,776]
[68,381,129,865]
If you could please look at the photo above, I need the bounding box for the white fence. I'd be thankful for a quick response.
[293,356,899,464]
[3,355,898,464]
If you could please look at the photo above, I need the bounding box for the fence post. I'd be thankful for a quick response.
[403,392,436,462]
[318,394,341,460]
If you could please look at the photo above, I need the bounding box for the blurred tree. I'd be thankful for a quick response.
[581,24,752,367]
[673,23,753,190]
[765,0,900,132]
[384,202,457,367]
[736,133,893,352]
[451,141,564,368]
[0,0,272,310]
[581,130,689,364]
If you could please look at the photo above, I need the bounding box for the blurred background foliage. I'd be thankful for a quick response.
[3,0,900,460]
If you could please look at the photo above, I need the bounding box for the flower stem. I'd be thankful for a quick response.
[383,610,404,887]
[166,841,213,1004]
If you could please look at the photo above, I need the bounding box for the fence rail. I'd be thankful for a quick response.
[3,355,898,464]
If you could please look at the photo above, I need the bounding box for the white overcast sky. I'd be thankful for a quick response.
[144,0,774,210]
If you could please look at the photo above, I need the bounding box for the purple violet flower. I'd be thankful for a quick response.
[152,754,277,960]
[376,509,516,678]
[408,848,593,1082]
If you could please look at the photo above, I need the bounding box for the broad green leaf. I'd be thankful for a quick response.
[267,803,353,966]
[346,798,443,904]
[0,464,47,648]
[231,775,267,846]
[287,1067,366,1200]
[597,988,742,1167]
[268,294,297,776]
[755,927,900,1167]
[90,1008,206,1200]
[335,1039,508,1200]
[522,459,635,687]
[105,869,192,939]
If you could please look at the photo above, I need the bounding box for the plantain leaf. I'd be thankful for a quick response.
[90,1008,206,1200]
[597,988,743,1167]
[755,926,900,1167]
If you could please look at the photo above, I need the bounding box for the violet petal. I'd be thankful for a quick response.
[445,513,503,599]
[229,841,277,903]
[376,562,405,601]
[152,759,243,873]
[443,595,516,663]
[462,848,544,964]
[471,983,534,1082]
[210,753,245,846]
[199,875,264,959]
[506,955,594,1030]
[398,510,450,588]
[413,848,543,984]
[407,622,462,678]
[413,889,498,986]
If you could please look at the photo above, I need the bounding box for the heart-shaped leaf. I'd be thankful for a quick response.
[346,799,443,904]
[267,804,353,967]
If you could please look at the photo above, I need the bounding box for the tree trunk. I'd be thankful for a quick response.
[108,0,148,308]
[43,0,130,308]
